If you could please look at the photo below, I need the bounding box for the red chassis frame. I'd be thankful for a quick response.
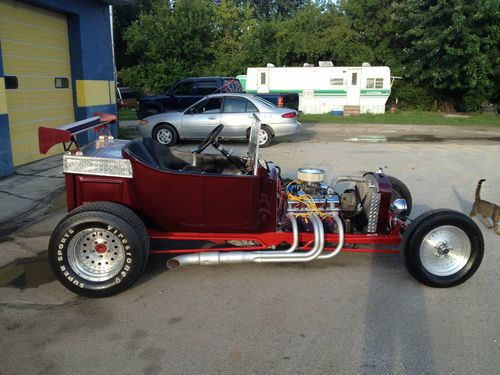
[41,113,403,257]
[148,229,402,255]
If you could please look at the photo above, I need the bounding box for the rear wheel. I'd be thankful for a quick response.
[259,126,273,147]
[387,175,412,217]
[48,211,146,297]
[401,209,484,288]
[67,202,149,272]
[153,124,177,146]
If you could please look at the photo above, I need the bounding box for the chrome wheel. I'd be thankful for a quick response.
[156,128,173,145]
[67,228,125,282]
[419,225,471,277]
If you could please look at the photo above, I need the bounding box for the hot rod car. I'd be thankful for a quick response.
[38,114,484,297]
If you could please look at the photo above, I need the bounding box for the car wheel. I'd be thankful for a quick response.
[67,202,150,272]
[401,209,484,288]
[153,124,177,146]
[48,211,146,297]
[259,126,273,147]
[387,175,412,217]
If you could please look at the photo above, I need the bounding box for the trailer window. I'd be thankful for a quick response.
[260,72,266,85]
[330,78,343,86]
[351,73,358,85]
[367,78,384,89]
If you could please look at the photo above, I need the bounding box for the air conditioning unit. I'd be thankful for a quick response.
[318,61,334,67]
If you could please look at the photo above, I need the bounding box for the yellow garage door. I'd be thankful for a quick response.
[0,0,74,165]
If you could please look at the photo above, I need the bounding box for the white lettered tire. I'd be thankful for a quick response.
[48,211,145,297]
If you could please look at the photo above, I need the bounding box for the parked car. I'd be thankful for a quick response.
[38,114,485,297]
[137,77,299,119]
[137,93,300,147]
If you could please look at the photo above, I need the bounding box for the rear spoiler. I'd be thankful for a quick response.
[38,112,117,154]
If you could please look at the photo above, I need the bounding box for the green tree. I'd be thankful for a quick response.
[393,0,500,111]
[211,0,256,76]
[340,0,399,67]
[113,0,155,70]
[122,0,214,93]
[274,4,374,66]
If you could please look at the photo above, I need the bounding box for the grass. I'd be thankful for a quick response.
[299,111,500,126]
[118,107,138,121]
[119,106,499,126]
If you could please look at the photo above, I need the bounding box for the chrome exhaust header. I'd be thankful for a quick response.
[167,212,344,269]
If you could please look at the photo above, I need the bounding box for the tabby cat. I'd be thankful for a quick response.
[469,179,500,234]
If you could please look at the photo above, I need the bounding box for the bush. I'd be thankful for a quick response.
[389,83,435,111]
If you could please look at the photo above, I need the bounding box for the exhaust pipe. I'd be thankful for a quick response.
[167,213,326,269]
[317,213,344,259]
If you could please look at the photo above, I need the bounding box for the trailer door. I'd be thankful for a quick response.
[256,69,269,93]
[346,69,361,107]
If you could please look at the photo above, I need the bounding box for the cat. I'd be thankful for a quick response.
[469,179,500,234]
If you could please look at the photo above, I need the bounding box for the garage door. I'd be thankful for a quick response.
[0,0,74,165]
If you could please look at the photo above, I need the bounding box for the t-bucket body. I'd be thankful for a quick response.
[39,114,485,297]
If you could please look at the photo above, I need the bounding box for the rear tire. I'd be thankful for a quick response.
[401,209,484,288]
[387,175,412,217]
[259,126,273,147]
[67,202,149,272]
[153,124,178,146]
[48,211,146,297]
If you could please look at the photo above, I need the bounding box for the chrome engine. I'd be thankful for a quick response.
[285,168,381,233]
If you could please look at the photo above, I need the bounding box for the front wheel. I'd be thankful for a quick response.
[48,211,146,297]
[401,209,484,288]
[153,124,178,146]
[387,175,412,217]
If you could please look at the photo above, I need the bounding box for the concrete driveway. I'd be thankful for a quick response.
[1,122,499,374]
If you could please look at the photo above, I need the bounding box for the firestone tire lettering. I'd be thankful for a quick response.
[48,211,145,298]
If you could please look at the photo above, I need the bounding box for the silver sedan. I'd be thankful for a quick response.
[137,93,300,147]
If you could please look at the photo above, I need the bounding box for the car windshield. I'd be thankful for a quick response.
[247,114,261,175]
[253,96,277,109]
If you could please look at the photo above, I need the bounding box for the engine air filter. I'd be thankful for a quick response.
[297,168,325,183]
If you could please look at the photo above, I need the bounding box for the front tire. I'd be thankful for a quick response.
[401,209,484,288]
[48,211,146,297]
[153,124,178,146]
[387,175,412,217]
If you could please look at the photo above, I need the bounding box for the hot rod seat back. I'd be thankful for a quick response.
[123,138,243,175]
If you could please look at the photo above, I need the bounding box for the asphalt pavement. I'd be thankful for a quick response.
[0,121,499,374]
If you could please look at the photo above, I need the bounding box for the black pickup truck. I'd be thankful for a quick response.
[137,77,299,119]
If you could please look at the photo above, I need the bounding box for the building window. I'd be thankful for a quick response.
[330,78,343,86]
[367,78,384,89]
[4,76,18,89]
[54,77,69,89]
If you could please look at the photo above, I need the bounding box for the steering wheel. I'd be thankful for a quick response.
[193,124,224,154]
[191,124,249,174]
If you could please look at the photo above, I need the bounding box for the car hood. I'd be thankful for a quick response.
[145,111,184,123]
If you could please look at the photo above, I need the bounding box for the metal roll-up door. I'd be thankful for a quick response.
[0,0,75,165]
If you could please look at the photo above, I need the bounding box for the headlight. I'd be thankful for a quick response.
[139,119,149,125]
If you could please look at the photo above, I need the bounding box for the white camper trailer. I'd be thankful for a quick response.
[238,62,391,114]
